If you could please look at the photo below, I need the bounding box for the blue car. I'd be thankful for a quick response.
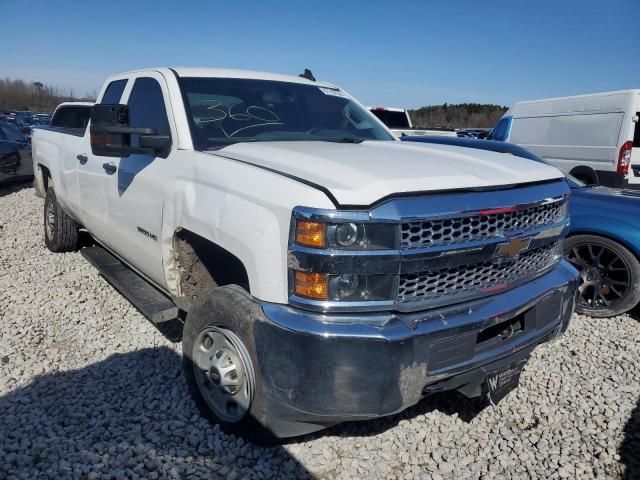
[400,136,640,318]
[0,121,33,184]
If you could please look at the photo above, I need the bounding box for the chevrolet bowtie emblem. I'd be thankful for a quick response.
[496,237,531,258]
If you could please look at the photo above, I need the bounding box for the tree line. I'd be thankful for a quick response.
[409,103,508,129]
[0,78,96,113]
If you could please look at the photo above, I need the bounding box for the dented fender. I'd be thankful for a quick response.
[160,150,335,303]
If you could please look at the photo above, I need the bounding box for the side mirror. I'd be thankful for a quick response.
[90,104,171,158]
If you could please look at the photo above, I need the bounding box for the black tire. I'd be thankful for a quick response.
[565,235,640,317]
[182,285,278,446]
[44,187,80,252]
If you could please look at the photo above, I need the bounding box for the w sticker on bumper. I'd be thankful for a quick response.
[486,359,528,406]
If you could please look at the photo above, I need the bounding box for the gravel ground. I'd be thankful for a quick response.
[1,184,639,480]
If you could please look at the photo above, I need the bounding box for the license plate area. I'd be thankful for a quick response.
[486,358,527,405]
[426,293,560,374]
[476,314,525,349]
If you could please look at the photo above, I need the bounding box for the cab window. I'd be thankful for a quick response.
[51,106,91,132]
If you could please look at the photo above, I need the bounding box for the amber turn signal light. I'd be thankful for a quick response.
[295,220,326,248]
[294,271,328,300]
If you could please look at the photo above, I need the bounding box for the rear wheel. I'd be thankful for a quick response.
[44,187,80,252]
[565,235,640,317]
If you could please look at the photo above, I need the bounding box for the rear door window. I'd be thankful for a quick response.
[51,106,92,132]
[101,79,128,104]
[633,113,640,148]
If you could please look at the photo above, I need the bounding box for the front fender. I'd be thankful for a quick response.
[569,214,640,259]
[160,153,335,303]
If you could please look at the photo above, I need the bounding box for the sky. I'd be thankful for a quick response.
[2,0,639,108]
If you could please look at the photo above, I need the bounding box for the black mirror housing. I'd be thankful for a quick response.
[139,135,171,157]
[90,104,132,157]
[90,104,170,158]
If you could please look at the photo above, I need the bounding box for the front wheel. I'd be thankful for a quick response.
[565,235,640,317]
[182,285,277,445]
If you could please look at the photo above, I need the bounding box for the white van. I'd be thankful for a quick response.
[490,90,640,187]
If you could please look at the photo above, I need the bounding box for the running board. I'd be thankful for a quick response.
[81,246,179,324]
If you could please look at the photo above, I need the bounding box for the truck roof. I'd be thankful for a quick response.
[111,67,337,89]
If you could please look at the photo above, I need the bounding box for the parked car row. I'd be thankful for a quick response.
[0,120,32,183]
[0,110,53,138]
[456,128,490,139]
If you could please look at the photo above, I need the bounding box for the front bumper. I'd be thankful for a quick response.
[252,260,578,438]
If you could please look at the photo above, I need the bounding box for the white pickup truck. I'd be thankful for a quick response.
[368,106,457,137]
[32,67,578,443]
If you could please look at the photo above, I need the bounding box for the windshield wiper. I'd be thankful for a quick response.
[318,137,364,144]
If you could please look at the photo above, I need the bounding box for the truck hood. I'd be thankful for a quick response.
[208,140,564,206]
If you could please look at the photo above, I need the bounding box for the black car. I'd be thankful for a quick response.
[456,128,490,139]
[0,121,33,184]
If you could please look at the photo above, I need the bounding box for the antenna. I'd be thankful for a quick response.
[299,69,316,82]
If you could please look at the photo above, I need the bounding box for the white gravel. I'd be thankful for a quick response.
[1,184,639,480]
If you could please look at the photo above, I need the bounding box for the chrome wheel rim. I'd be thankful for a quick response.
[45,198,55,241]
[567,242,631,312]
[192,327,253,422]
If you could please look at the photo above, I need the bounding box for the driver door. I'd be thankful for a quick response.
[100,73,176,288]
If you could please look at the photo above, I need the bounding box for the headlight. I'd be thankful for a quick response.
[294,219,396,250]
[295,220,326,248]
[293,271,396,302]
[289,208,399,310]
[334,223,359,247]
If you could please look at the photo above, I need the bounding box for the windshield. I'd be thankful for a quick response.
[179,77,394,150]
[369,109,411,129]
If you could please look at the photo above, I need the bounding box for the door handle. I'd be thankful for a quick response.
[102,162,117,174]
[77,154,88,165]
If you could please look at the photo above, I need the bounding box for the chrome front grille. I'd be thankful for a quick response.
[288,181,569,314]
[398,242,559,304]
[401,200,564,249]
